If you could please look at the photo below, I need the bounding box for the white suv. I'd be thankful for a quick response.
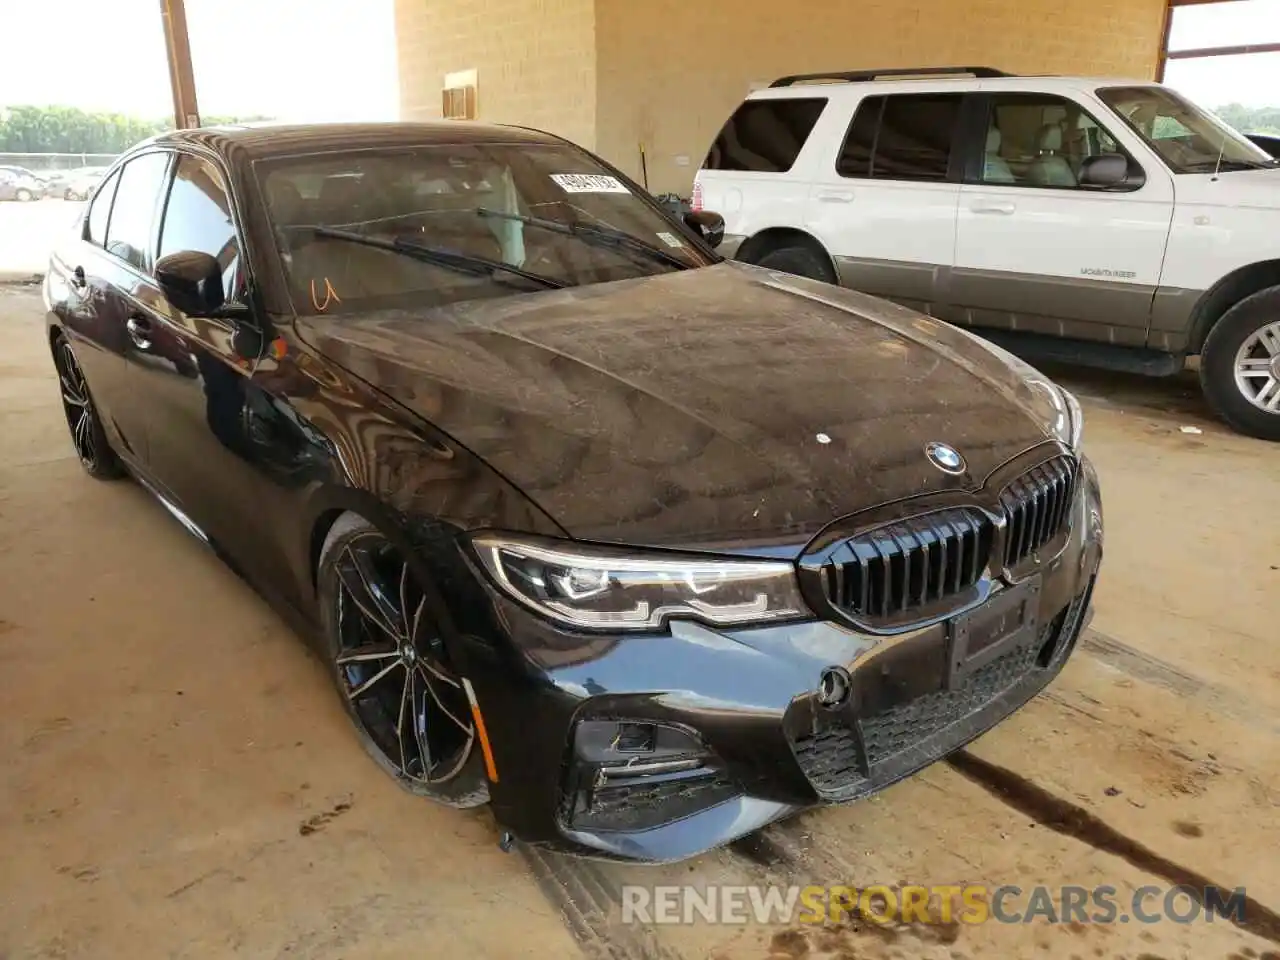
[694,67,1280,441]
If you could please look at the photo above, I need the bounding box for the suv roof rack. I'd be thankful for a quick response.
[769,66,1014,88]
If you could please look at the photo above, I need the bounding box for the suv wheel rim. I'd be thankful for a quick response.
[1234,320,1280,414]
[332,533,475,785]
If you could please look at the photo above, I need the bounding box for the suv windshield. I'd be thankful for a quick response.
[1097,86,1278,174]
[256,142,711,315]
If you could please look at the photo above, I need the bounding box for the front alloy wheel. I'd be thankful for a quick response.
[318,513,489,807]
[1201,288,1280,441]
[53,336,123,479]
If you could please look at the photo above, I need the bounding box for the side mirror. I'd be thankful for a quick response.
[1079,154,1144,191]
[155,250,226,317]
[683,209,725,249]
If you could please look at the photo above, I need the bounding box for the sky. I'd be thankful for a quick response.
[0,0,398,121]
[0,0,1277,120]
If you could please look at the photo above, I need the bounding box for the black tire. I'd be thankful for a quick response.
[755,244,838,284]
[317,512,490,807]
[52,334,126,480]
[1199,286,1280,442]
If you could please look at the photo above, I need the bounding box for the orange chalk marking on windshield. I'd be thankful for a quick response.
[309,277,341,312]
[269,337,288,360]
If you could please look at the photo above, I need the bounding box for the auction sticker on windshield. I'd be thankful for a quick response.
[550,173,630,194]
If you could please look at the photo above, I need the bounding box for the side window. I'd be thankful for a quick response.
[158,155,241,299]
[703,98,828,173]
[104,152,170,271]
[836,94,963,182]
[85,170,120,247]
[979,93,1128,188]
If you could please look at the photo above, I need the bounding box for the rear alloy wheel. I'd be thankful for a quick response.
[317,513,489,807]
[53,336,124,479]
[16,188,33,202]
[1201,288,1280,441]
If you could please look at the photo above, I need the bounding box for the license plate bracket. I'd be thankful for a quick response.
[947,577,1041,688]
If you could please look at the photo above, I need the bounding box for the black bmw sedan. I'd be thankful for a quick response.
[43,122,1102,863]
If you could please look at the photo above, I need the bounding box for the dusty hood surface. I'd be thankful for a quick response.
[297,262,1064,550]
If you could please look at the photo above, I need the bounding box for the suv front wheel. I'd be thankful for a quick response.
[1200,286,1280,441]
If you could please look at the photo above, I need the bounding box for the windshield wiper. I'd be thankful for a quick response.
[304,226,567,290]
[475,208,691,270]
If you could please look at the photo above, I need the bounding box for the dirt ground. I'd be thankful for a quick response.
[1,282,1277,960]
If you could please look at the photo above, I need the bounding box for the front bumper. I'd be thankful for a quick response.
[454,456,1103,862]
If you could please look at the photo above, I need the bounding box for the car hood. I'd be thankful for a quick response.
[296,262,1067,551]
[1175,167,1280,209]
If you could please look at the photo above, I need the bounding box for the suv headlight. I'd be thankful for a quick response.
[472,534,808,631]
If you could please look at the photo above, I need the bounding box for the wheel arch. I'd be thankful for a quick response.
[1188,260,1280,354]
[736,226,838,276]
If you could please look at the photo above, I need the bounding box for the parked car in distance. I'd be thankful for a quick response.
[1246,132,1280,159]
[43,121,1100,862]
[0,167,44,201]
[61,167,108,201]
[695,67,1280,441]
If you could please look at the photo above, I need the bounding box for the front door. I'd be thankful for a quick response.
[805,92,965,316]
[951,91,1175,346]
[133,151,302,598]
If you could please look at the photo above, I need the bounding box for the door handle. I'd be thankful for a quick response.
[126,316,153,350]
[970,200,1016,215]
[70,265,86,289]
[816,191,854,204]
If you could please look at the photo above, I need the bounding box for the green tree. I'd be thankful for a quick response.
[0,105,273,154]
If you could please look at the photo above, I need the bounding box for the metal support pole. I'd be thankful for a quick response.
[159,0,200,129]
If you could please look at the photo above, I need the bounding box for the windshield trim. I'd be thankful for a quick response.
[1095,84,1278,175]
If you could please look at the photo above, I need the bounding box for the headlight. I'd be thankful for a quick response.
[969,337,1082,449]
[472,534,809,631]
[1060,385,1083,449]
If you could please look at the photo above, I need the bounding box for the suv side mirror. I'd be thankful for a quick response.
[156,250,227,317]
[1079,154,1145,191]
[683,209,725,249]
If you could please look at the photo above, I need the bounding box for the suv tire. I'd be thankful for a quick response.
[756,244,837,284]
[1200,286,1280,442]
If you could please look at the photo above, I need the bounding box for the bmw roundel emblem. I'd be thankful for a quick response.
[925,441,967,475]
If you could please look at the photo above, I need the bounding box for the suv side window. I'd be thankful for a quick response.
[158,154,242,299]
[703,98,828,173]
[837,94,963,182]
[978,93,1129,188]
[104,152,171,272]
[85,170,120,247]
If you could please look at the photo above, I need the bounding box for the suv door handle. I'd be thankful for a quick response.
[816,191,854,204]
[126,316,153,350]
[970,200,1016,215]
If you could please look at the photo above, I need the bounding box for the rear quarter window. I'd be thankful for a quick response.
[702,97,828,173]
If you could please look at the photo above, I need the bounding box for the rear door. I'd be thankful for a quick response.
[951,90,1175,346]
[66,152,172,465]
[694,94,830,257]
[804,92,966,316]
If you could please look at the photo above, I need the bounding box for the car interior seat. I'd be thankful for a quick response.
[983,127,1016,183]
[1029,124,1077,187]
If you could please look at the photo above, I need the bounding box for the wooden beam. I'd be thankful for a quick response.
[1167,41,1280,60]
[159,0,200,129]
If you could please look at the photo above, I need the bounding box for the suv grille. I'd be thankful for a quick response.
[821,508,993,620]
[1000,456,1076,569]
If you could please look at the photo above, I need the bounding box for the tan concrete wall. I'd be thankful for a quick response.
[395,0,598,148]
[594,0,1167,193]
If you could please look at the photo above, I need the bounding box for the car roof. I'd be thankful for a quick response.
[747,74,1157,100]
[137,121,567,162]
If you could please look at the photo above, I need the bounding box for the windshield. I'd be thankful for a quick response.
[255,142,712,315]
[1096,86,1278,175]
